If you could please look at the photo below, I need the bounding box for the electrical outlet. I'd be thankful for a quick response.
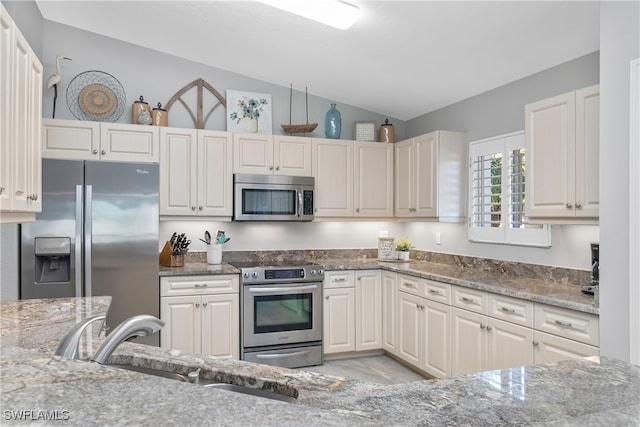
[435,231,441,245]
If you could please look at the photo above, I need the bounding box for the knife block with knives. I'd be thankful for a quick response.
[159,232,191,267]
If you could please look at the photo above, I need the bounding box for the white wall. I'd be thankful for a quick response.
[159,219,598,270]
[599,1,640,363]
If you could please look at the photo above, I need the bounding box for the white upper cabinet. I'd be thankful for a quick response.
[525,85,599,223]
[160,128,232,217]
[395,131,467,221]
[312,138,354,217]
[42,119,159,163]
[313,138,393,218]
[234,133,311,176]
[1,5,42,222]
[354,141,394,217]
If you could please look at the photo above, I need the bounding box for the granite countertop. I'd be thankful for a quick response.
[160,255,597,314]
[1,297,638,426]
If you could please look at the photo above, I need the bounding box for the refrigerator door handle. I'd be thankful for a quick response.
[85,185,93,297]
[75,185,83,297]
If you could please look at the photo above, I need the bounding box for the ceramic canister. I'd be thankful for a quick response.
[152,102,168,127]
[132,96,151,124]
[379,119,395,143]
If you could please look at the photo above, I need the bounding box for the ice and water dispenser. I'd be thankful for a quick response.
[34,237,71,283]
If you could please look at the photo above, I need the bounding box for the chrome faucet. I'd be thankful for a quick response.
[55,314,106,359]
[91,315,165,364]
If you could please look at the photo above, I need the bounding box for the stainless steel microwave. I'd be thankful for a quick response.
[233,174,314,222]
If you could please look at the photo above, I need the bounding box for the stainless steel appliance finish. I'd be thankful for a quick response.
[20,159,160,345]
[233,173,314,222]
[238,262,324,368]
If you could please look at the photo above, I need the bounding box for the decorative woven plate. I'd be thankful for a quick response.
[66,70,126,122]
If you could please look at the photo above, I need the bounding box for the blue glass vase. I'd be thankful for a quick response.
[325,103,341,139]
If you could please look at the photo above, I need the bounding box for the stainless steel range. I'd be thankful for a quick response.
[235,262,324,368]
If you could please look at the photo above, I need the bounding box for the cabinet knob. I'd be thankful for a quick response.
[101,149,107,155]
[532,341,539,347]
[203,302,208,307]
[566,203,573,209]
[191,206,196,211]
[486,326,492,331]
[27,194,38,201]
[195,302,200,308]
[575,203,582,209]
[93,149,99,155]
[198,206,203,211]
[356,208,360,213]
[0,187,5,194]
[275,166,280,171]
[325,296,329,300]
[269,166,274,170]
[480,324,486,329]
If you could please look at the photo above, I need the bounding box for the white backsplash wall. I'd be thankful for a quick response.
[160,220,598,270]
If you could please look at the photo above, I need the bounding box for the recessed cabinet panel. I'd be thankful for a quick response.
[323,287,356,354]
[100,123,159,163]
[312,138,353,217]
[525,85,599,222]
[354,142,393,217]
[42,119,99,159]
[1,5,42,221]
[160,296,200,353]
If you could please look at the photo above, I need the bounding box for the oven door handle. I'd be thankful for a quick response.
[248,284,318,293]
[254,349,311,359]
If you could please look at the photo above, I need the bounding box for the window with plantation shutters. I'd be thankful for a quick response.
[468,131,551,247]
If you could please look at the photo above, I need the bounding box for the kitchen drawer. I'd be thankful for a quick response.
[160,275,239,297]
[398,274,422,297]
[324,271,355,289]
[534,304,599,346]
[423,279,451,304]
[488,294,534,328]
[452,286,487,314]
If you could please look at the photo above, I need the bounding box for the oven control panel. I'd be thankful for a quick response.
[239,265,324,284]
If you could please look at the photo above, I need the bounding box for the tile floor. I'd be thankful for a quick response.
[299,354,429,385]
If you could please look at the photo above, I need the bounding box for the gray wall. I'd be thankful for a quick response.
[406,52,600,141]
[40,20,406,141]
[599,1,640,363]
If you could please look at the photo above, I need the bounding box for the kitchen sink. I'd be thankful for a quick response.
[110,364,296,403]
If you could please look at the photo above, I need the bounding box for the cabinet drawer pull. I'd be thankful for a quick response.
[500,306,515,313]
[404,283,416,289]
[428,289,441,295]
[565,203,573,209]
[461,296,474,303]
[554,319,573,327]
[332,278,347,282]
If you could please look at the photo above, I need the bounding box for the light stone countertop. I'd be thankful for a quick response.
[1,297,638,426]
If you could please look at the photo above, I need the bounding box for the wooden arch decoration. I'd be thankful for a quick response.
[165,78,226,129]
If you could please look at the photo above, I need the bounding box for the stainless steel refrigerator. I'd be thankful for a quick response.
[20,159,160,345]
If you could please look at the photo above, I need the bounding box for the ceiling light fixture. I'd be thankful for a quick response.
[258,0,360,30]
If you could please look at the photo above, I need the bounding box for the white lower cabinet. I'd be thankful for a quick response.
[532,330,599,363]
[323,270,382,355]
[160,275,239,359]
[323,285,356,354]
[381,271,398,353]
[396,274,452,378]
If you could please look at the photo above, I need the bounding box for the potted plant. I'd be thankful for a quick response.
[395,237,412,261]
